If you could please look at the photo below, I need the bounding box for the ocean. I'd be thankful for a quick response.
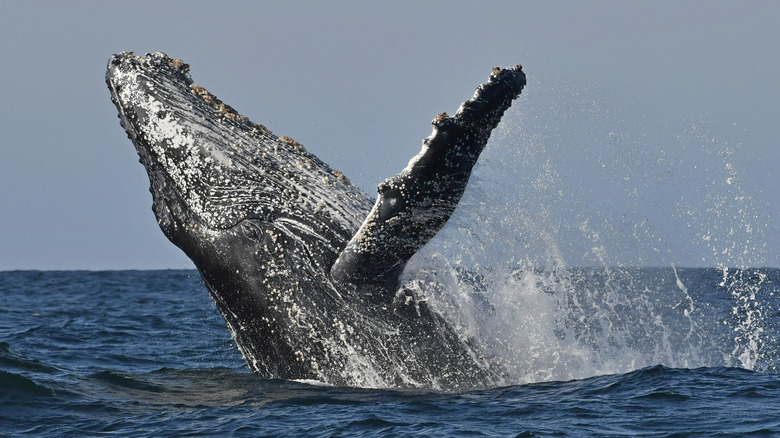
[2,268,779,436]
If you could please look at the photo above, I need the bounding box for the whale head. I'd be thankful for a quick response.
[106,52,374,378]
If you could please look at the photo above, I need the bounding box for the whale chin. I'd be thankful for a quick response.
[107,51,526,389]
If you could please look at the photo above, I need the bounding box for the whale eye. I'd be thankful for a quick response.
[240,220,265,241]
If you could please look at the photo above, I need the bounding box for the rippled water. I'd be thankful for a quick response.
[2,269,779,436]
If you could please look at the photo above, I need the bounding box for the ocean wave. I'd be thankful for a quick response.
[0,370,55,398]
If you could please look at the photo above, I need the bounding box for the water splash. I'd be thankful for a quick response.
[404,76,775,383]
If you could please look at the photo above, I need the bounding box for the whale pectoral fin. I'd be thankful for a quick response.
[331,66,527,290]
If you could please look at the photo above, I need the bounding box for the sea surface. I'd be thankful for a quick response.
[2,269,779,437]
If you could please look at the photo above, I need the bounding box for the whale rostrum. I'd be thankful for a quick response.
[107,52,526,389]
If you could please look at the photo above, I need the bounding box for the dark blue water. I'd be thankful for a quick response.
[2,269,779,436]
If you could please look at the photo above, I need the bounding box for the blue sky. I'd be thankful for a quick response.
[0,1,777,269]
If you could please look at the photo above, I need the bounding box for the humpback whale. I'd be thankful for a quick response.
[106,52,526,389]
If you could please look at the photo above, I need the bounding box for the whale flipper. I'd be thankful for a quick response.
[332,66,526,289]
